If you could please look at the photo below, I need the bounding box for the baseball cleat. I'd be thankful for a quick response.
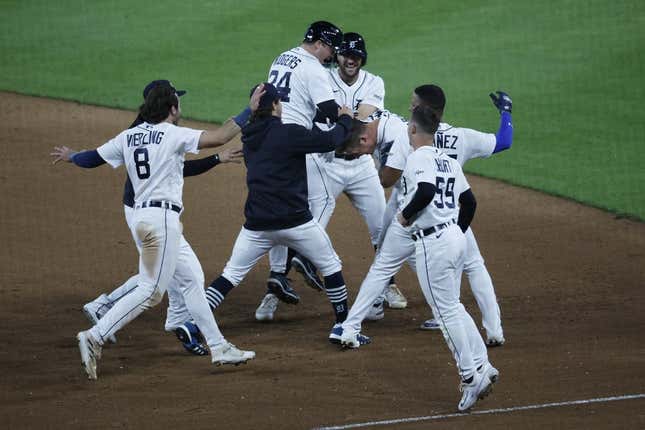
[211,341,255,366]
[478,362,500,385]
[82,294,117,344]
[340,331,372,349]
[291,254,324,291]
[420,318,441,330]
[175,321,209,356]
[328,323,343,344]
[365,299,384,321]
[458,371,493,412]
[267,273,300,304]
[485,335,505,348]
[255,293,279,321]
[384,284,407,309]
[77,330,102,380]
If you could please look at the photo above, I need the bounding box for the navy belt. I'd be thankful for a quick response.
[138,200,181,213]
[411,219,456,241]
[334,153,362,161]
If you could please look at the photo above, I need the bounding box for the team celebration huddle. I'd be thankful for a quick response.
[51,20,514,412]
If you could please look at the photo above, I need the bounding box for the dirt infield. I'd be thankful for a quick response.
[1,92,644,429]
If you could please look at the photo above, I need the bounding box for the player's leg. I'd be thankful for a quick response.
[345,163,407,309]
[78,208,181,379]
[463,228,504,345]
[279,220,350,338]
[341,219,415,345]
[289,155,340,290]
[205,227,273,310]
[415,226,476,378]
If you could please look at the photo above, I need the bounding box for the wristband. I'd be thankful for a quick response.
[233,107,252,127]
[213,153,221,165]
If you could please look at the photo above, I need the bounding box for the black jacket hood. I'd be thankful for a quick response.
[241,116,280,151]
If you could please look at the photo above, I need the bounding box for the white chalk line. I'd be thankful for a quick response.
[313,393,645,430]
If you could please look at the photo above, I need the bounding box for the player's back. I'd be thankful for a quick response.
[401,147,469,229]
[267,47,334,129]
[99,122,202,207]
[434,122,496,167]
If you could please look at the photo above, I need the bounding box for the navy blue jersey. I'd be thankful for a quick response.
[241,114,352,230]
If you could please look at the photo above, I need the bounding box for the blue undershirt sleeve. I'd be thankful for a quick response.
[71,150,107,168]
[493,111,513,154]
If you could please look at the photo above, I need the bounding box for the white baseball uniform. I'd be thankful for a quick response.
[314,68,387,245]
[88,122,226,351]
[266,46,337,272]
[401,146,488,378]
[343,121,504,340]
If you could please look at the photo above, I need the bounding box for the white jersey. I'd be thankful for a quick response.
[434,122,496,167]
[97,121,202,207]
[267,46,335,129]
[399,146,470,229]
[328,68,385,112]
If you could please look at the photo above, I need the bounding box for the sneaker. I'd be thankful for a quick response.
[458,371,493,412]
[255,293,279,321]
[291,254,324,291]
[384,284,407,309]
[77,330,102,380]
[329,323,343,344]
[486,335,505,348]
[420,318,441,330]
[82,294,117,344]
[340,331,372,349]
[365,299,384,321]
[267,273,300,304]
[174,322,209,356]
[478,362,500,384]
[211,341,255,366]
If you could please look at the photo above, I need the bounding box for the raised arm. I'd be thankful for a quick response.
[51,146,106,168]
[197,85,265,150]
[489,91,513,154]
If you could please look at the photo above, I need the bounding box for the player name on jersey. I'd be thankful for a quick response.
[272,53,302,69]
[126,130,165,147]
[435,132,457,150]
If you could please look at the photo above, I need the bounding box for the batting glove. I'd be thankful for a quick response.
[489,91,512,113]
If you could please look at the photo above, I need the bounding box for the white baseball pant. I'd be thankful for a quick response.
[415,224,488,379]
[89,207,225,350]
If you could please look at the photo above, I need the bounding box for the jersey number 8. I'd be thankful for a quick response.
[134,148,150,180]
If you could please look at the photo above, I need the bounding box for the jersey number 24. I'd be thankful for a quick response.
[268,70,291,102]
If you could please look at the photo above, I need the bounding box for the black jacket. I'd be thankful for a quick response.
[242,114,353,230]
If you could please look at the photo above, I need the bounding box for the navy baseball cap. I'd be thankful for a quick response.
[143,80,186,99]
[250,82,281,109]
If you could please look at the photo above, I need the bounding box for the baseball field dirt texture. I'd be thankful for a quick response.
[2,1,645,429]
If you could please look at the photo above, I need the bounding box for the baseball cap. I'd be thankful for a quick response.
[143,80,187,99]
[250,82,281,109]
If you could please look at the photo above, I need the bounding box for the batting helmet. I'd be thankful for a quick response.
[303,21,343,51]
[338,32,368,66]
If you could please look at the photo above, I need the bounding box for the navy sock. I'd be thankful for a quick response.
[285,248,297,274]
[205,276,235,310]
[324,271,348,323]
[389,276,396,286]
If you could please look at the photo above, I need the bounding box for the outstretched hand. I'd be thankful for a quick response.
[489,91,512,114]
[218,147,244,164]
[250,84,266,112]
[50,146,76,164]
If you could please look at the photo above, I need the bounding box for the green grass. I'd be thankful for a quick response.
[2,0,644,219]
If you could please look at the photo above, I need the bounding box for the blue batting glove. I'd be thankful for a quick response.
[489,91,512,113]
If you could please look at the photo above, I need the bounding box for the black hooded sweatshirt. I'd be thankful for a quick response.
[241,114,353,231]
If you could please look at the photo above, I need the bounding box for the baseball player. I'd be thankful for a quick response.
[352,104,498,411]
[51,81,257,379]
[345,86,512,346]
[301,32,407,306]
[207,21,344,320]
[82,79,245,356]
[203,83,370,344]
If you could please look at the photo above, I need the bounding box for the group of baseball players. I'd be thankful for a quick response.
[51,20,513,412]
